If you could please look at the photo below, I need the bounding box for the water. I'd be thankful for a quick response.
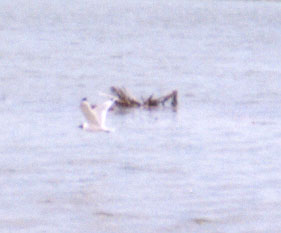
[1,0,281,232]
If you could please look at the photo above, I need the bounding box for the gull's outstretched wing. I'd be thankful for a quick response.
[80,99,100,126]
[94,100,115,127]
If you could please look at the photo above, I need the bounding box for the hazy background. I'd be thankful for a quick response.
[0,0,281,232]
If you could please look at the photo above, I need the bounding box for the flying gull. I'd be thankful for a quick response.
[79,97,115,132]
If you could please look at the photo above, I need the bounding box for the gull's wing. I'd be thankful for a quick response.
[80,100,100,126]
[94,100,115,127]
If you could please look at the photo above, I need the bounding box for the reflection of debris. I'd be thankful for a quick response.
[192,218,213,225]
[95,211,114,217]
[110,86,178,109]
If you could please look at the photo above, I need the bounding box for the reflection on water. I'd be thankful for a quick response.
[1,0,281,232]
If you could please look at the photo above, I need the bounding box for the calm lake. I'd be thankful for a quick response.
[0,0,281,232]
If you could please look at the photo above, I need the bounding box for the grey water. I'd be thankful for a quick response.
[1,0,281,232]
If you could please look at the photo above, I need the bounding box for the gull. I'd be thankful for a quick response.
[79,97,115,132]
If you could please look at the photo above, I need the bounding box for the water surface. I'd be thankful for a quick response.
[0,0,281,232]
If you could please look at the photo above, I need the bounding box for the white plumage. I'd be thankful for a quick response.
[79,97,115,132]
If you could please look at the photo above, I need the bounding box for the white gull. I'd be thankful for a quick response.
[79,97,115,132]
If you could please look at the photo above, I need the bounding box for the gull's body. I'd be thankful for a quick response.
[80,98,115,132]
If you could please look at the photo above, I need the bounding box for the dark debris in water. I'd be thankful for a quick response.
[110,86,178,109]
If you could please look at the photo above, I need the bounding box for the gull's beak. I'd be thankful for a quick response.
[81,97,87,102]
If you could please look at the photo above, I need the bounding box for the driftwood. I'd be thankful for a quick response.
[110,86,141,107]
[110,86,178,108]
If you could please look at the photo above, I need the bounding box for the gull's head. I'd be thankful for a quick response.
[80,97,91,109]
